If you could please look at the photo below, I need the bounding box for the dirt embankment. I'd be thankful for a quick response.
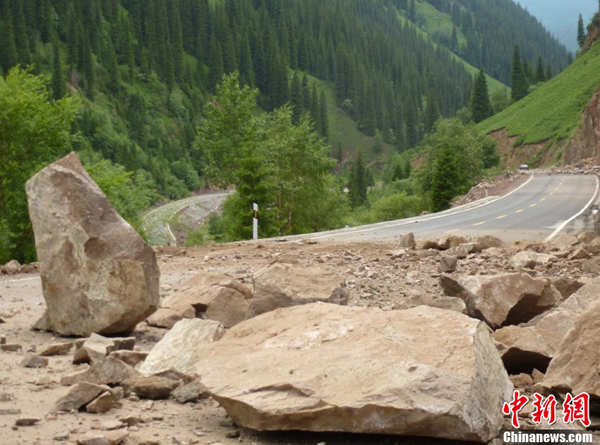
[563,88,600,166]
[487,129,560,169]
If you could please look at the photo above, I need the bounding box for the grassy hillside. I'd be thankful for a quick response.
[477,40,600,143]
[399,1,508,94]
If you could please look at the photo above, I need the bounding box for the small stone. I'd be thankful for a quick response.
[15,417,41,426]
[119,416,144,427]
[55,382,112,412]
[568,248,591,260]
[100,420,125,431]
[0,335,6,344]
[121,376,179,400]
[172,378,208,404]
[39,342,74,356]
[54,431,70,441]
[20,352,49,368]
[86,392,114,414]
[1,343,23,352]
[35,376,52,386]
[108,350,148,367]
[3,260,21,275]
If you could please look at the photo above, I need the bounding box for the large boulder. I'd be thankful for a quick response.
[147,273,253,329]
[474,235,505,250]
[440,273,560,328]
[250,262,348,316]
[493,278,600,374]
[190,303,512,443]
[542,295,600,398]
[397,232,416,249]
[437,235,468,250]
[140,318,225,376]
[26,153,159,336]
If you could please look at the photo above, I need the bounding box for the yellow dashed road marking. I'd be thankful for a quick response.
[444,229,459,234]
[497,215,507,220]
[530,204,537,208]
[540,198,546,202]
[473,222,486,226]
[516,209,524,213]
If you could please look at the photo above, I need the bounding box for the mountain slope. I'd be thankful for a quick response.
[516,0,597,53]
[477,39,600,165]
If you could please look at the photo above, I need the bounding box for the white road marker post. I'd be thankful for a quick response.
[252,203,259,240]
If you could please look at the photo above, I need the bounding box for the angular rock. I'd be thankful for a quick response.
[172,378,208,404]
[121,376,179,400]
[108,351,148,368]
[568,248,591,260]
[437,235,468,250]
[147,272,252,329]
[551,277,584,300]
[493,277,600,374]
[552,234,579,250]
[39,342,74,357]
[446,244,471,259]
[86,392,114,414]
[1,343,22,352]
[577,230,597,244]
[26,152,159,336]
[15,417,40,426]
[509,251,555,269]
[439,256,458,273]
[73,334,135,365]
[141,319,224,376]
[190,303,512,443]
[61,357,139,386]
[20,353,48,368]
[542,299,600,398]
[397,232,416,249]
[55,382,112,412]
[3,260,20,275]
[475,235,505,250]
[440,273,560,328]
[77,431,128,445]
[251,261,349,316]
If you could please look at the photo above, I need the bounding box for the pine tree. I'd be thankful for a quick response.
[510,45,529,102]
[577,14,586,48]
[51,32,66,100]
[170,0,184,83]
[208,35,224,91]
[409,0,417,22]
[67,8,80,70]
[431,146,459,212]
[348,151,367,208]
[535,56,546,83]
[290,73,303,123]
[471,69,492,123]
[13,0,30,65]
[405,97,419,149]
[450,26,459,52]
[546,63,553,81]
[425,89,440,133]
[0,1,18,73]
[319,90,328,139]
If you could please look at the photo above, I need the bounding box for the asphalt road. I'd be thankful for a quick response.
[143,192,228,246]
[292,173,599,243]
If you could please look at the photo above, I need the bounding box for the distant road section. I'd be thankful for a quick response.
[291,174,599,243]
[143,192,228,246]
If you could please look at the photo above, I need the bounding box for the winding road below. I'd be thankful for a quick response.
[287,173,599,243]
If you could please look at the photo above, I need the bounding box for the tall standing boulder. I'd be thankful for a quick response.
[26,152,159,336]
[191,303,512,443]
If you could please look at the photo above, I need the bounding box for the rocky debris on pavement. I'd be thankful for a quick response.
[397,232,416,249]
[437,235,469,250]
[493,277,600,374]
[26,152,160,336]
[108,350,148,367]
[20,352,48,368]
[509,251,556,269]
[55,382,114,412]
[15,417,41,426]
[77,430,128,445]
[439,256,458,273]
[121,376,180,400]
[172,378,209,404]
[73,334,135,365]
[147,272,253,329]
[475,235,505,250]
[189,303,512,443]
[61,356,139,386]
[141,318,225,376]
[39,342,74,356]
[251,261,349,316]
[2,260,20,275]
[440,272,560,328]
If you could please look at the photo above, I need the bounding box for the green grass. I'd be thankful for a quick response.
[477,41,600,143]
[399,1,508,94]
[290,71,392,163]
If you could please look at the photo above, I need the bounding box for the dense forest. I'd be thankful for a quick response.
[0,0,573,262]
[421,0,571,83]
